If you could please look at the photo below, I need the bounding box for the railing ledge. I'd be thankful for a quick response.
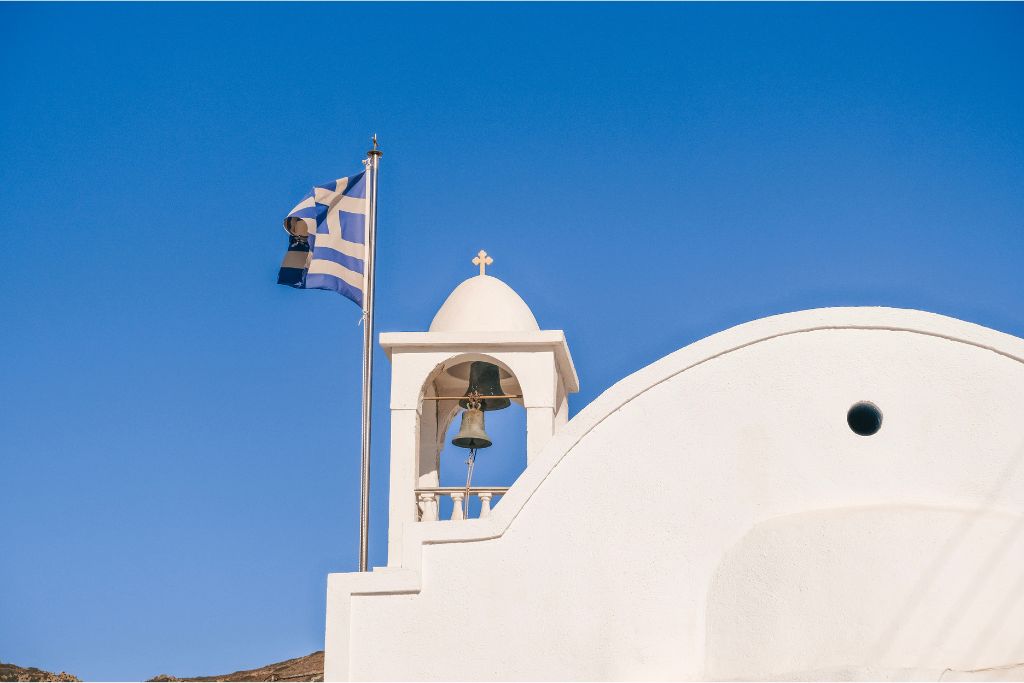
[414,487,510,521]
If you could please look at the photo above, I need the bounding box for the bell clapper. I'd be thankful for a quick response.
[463,447,476,519]
[460,392,482,519]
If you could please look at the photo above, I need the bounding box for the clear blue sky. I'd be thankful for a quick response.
[2,2,1022,680]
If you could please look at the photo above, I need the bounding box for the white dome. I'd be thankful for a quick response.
[429,274,540,333]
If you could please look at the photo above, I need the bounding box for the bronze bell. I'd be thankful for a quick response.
[452,407,492,449]
[458,361,511,411]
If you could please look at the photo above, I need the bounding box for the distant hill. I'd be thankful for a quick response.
[1,651,323,683]
[146,651,323,682]
[0,662,80,682]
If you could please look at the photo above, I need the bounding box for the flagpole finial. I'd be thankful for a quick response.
[368,134,382,158]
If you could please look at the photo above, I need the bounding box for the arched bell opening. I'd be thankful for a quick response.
[416,353,529,522]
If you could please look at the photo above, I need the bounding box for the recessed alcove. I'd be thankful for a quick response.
[418,355,528,522]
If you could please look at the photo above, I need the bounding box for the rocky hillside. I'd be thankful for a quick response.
[146,651,323,682]
[0,662,80,682]
[1,651,323,683]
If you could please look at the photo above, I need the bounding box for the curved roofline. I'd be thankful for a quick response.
[335,307,1024,590]
[428,273,541,333]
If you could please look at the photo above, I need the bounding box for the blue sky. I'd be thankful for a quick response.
[1,2,1022,680]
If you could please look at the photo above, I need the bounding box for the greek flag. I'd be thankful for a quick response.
[278,171,367,306]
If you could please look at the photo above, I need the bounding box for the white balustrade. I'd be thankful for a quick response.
[449,492,465,520]
[417,492,438,522]
[414,487,508,521]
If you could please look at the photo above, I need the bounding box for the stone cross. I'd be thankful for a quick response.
[472,250,493,276]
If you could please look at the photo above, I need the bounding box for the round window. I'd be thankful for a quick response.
[847,402,882,436]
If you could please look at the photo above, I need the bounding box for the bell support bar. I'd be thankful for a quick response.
[422,394,523,401]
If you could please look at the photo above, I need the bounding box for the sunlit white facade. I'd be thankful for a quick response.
[325,269,1024,681]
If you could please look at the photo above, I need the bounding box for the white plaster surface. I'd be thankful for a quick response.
[429,274,540,333]
[326,308,1024,681]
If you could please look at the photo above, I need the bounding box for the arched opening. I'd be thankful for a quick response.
[417,354,529,521]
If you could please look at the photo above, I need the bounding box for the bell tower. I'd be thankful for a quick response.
[379,251,579,567]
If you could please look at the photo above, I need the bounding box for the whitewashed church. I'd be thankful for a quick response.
[324,253,1024,681]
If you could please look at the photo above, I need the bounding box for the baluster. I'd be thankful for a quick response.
[449,492,464,520]
[417,492,438,522]
[478,492,493,518]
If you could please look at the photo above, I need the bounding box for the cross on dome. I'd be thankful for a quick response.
[472,250,493,276]
[429,251,539,333]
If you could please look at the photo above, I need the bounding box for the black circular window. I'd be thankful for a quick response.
[847,402,882,436]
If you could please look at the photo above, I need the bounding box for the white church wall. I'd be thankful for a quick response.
[705,506,1024,680]
[328,308,1024,681]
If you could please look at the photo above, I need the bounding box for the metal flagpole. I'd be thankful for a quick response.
[359,135,382,572]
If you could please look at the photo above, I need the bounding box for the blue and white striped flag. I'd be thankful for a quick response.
[278,171,367,306]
